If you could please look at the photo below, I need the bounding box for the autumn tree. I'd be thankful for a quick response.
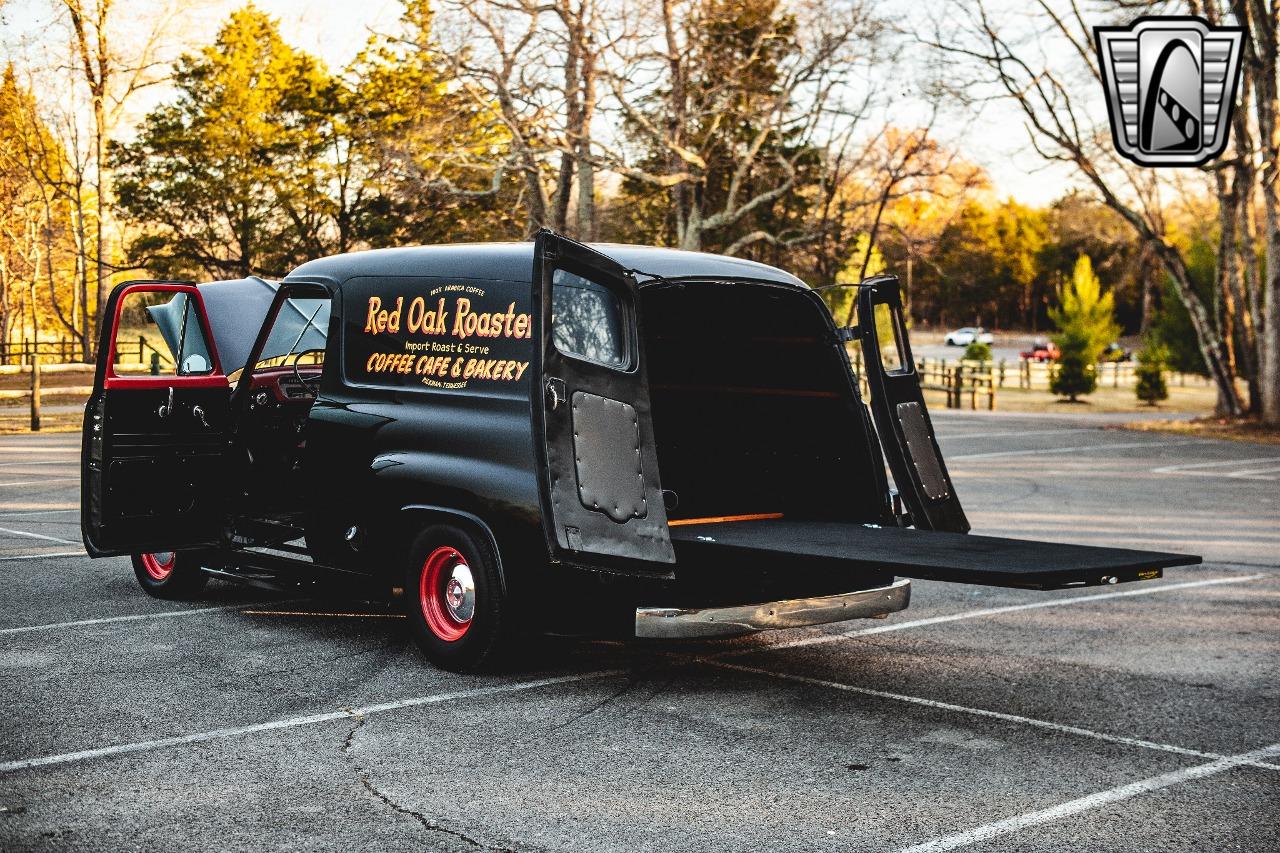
[0,66,82,354]
[1051,255,1121,365]
[350,0,523,245]
[112,7,341,278]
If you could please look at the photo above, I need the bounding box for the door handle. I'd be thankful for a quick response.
[545,377,566,410]
[158,386,175,418]
[191,405,210,428]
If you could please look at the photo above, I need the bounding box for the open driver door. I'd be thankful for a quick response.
[532,231,675,568]
[82,282,232,557]
[857,275,970,533]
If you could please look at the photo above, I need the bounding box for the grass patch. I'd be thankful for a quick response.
[0,410,83,434]
[922,381,1219,414]
[1114,417,1280,446]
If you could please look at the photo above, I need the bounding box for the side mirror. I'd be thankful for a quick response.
[181,353,209,375]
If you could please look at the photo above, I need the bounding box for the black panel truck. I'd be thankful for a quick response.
[82,232,1200,670]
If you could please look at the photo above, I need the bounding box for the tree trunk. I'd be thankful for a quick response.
[1215,170,1241,382]
[662,0,690,248]
[1239,0,1280,423]
[1140,270,1156,334]
[1163,243,1244,416]
[28,280,40,432]
[554,6,579,235]
[576,31,597,242]
[1260,178,1280,424]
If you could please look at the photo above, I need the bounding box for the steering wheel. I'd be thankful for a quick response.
[291,348,325,390]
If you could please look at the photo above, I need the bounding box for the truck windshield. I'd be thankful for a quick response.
[226,297,331,380]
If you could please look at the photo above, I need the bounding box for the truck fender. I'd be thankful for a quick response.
[397,505,508,597]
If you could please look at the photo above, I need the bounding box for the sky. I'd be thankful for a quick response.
[0,0,1084,206]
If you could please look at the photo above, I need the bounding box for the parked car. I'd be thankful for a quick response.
[944,326,993,346]
[1101,342,1132,362]
[81,233,1199,671]
[1021,337,1060,362]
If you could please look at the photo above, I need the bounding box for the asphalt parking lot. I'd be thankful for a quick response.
[1,414,1276,852]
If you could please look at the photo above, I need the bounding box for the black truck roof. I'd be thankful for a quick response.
[286,242,808,288]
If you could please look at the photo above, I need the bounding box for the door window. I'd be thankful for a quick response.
[872,301,912,376]
[552,269,629,369]
[113,288,218,377]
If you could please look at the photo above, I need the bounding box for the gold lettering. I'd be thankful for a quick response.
[387,297,403,334]
[406,297,425,333]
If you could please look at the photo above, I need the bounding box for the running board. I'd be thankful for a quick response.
[191,546,370,591]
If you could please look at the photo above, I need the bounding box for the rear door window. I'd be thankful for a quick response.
[551,269,629,369]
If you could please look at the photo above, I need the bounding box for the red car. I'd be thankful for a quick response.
[1021,337,1060,362]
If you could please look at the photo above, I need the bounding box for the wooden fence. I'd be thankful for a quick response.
[0,338,86,365]
[848,351,1208,410]
[0,336,174,369]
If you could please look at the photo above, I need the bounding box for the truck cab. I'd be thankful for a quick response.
[81,233,1199,670]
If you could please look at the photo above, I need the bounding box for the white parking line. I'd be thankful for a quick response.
[896,742,1280,853]
[935,428,1094,441]
[751,574,1267,652]
[1153,457,1280,480]
[0,509,77,518]
[1227,464,1280,480]
[0,671,623,774]
[1152,456,1280,472]
[0,525,78,545]
[0,551,85,562]
[948,439,1200,461]
[709,661,1280,773]
[0,460,77,468]
[0,602,263,636]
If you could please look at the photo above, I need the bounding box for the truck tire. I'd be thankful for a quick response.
[406,524,509,672]
[132,551,209,599]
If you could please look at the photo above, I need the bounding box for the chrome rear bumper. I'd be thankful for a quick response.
[634,578,911,639]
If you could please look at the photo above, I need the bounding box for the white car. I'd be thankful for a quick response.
[944,327,994,346]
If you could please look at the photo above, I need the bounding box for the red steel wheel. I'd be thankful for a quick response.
[139,551,176,581]
[418,546,475,642]
[131,550,208,599]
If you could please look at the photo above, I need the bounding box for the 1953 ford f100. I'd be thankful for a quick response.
[81,232,1199,670]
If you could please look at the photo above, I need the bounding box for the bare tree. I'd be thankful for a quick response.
[926,1,1247,415]
[440,0,610,238]
[1233,0,1279,422]
[600,0,878,253]
[55,0,176,348]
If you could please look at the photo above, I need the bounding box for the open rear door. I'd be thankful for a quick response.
[857,275,970,533]
[82,282,231,557]
[532,231,675,566]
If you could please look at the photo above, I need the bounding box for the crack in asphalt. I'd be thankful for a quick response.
[340,712,517,852]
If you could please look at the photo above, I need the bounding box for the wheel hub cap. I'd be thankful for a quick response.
[444,564,475,622]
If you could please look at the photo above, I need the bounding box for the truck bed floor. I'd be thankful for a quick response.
[669,518,1201,590]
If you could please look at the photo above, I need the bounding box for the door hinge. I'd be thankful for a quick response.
[835,325,859,343]
[545,376,567,410]
[565,526,582,551]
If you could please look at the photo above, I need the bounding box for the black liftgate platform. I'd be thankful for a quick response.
[669,517,1201,591]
